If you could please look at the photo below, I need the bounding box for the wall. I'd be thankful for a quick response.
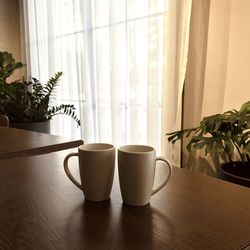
[203,0,250,115]
[223,0,250,111]
[0,0,22,80]
[202,0,230,116]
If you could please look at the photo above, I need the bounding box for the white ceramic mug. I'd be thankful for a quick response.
[118,145,172,206]
[63,143,115,201]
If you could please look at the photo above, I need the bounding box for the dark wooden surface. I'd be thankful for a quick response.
[0,151,249,250]
[0,127,83,159]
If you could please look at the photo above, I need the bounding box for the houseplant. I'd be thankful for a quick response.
[167,101,250,187]
[0,51,80,133]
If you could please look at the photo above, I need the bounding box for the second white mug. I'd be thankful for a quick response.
[118,145,172,206]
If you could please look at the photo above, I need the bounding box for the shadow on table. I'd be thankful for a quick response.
[65,199,114,249]
[66,198,175,249]
[116,203,176,249]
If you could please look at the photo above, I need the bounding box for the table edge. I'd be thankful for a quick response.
[0,140,83,160]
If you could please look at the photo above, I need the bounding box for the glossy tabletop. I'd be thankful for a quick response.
[0,151,250,250]
[0,127,83,159]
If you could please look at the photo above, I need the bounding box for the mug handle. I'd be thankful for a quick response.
[63,152,83,190]
[152,157,172,195]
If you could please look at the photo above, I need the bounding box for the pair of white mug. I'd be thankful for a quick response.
[64,143,172,206]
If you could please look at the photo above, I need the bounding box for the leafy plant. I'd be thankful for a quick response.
[167,101,250,165]
[0,51,24,83]
[0,51,80,126]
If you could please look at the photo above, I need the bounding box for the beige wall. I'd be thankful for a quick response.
[203,0,250,116]
[202,0,230,116]
[223,0,250,111]
[0,0,22,80]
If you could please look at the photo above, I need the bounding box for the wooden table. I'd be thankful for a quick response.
[0,127,83,159]
[0,151,249,250]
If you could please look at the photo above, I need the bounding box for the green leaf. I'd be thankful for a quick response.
[166,100,250,165]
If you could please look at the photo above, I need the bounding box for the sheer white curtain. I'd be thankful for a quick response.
[22,0,192,158]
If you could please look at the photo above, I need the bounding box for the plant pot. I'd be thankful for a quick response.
[10,120,51,134]
[218,162,250,188]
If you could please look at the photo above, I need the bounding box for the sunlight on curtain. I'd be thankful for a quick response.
[23,0,191,158]
[162,0,192,165]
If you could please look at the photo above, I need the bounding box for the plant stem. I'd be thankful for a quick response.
[230,139,245,163]
[221,140,233,163]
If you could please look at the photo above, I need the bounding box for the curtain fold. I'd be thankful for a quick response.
[161,0,192,166]
[182,0,213,174]
[21,0,192,158]
[183,0,211,129]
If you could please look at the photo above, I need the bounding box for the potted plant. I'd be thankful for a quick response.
[167,101,250,187]
[0,51,80,133]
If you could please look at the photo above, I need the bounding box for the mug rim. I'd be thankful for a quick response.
[118,144,155,154]
[79,143,114,152]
